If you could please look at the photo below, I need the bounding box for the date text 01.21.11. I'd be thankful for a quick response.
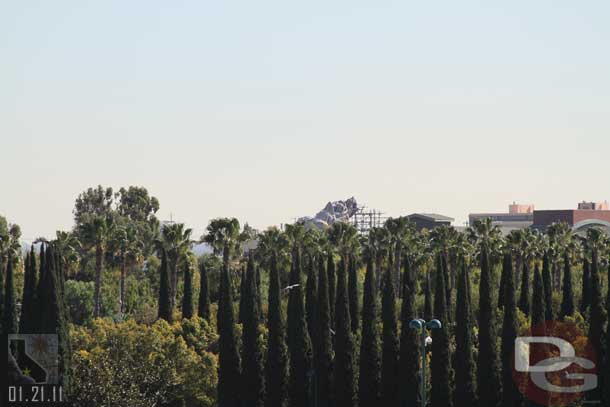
[6,384,73,407]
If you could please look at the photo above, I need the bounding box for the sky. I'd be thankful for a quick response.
[1,0,609,240]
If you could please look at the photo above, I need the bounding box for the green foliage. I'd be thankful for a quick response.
[159,249,173,323]
[500,252,521,407]
[315,255,333,407]
[182,260,194,319]
[70,318,217,407]
[2,256,18,335]
[399,259,420,407]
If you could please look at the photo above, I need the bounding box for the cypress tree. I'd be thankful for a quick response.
[239,265,247,324]
[559,252,575,319]
[498,251,507,309]
[531,264,546,328]
[33,243,46,331]
[242,255,265,407]
[381,268,400,407]
[587,250,604,403]
[38,244,71,392]
[580,257,591,313]
[305,255,317,343]
[399,259,420,407]
[287,245,314,407]
[315,256,333,407]
[327,254,336,328]
[431,254,452,407]
[158,249,173,323]
[541,253,553,321]
[182,260,194,319]
[348,255,360,333]
[20,247,38,334]
[2,256,17,336]
[265,252,288,407]
[424,271,433,321]
[217,245,242,407]
[518,261,531,316]
[334,257,357,407]
[454,258,476,407]
[198,261,211,321]
[477,247,502,407]
[255,265,263,322]
[501,252,522,407]
[442,254,452,322]
[603,261,610,407]
[359,256,381,407]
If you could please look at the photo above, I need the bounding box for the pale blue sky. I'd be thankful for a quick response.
[2,0,609,239]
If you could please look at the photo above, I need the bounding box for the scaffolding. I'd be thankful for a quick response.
[350,206,387,234]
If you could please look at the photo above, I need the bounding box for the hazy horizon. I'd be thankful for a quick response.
[2,1,609,240]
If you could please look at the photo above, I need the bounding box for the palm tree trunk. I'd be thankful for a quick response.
[94,244,103,318]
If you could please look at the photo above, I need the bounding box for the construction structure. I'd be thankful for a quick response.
[350,205,387,234]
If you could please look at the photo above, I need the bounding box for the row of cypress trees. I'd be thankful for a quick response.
[154,229,609,407]
[2,243,72,391]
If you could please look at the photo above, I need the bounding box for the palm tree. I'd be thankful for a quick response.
[78,213,114,318]
[54,231,81,278]
[109,224,144,314]
[327,222,359,267]
[158,222,193,308]
[203,217,241,277]
[384,217,415,295]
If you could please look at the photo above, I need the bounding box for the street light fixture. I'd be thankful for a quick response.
[409,318,442,407]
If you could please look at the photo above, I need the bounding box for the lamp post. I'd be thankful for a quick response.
[409,318,442,407]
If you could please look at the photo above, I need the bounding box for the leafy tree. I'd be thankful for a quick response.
[477,246,502,407]
[381,268,400,407]
[315,255,333,407]
[501,252,522,407]
[158,249,173,323]
[334,256,357,407]
[559,252,575,319]
[287,242,314,407]
[604,261,610,407]
[182,259,194,319]
[454,258,476,407]
[242,255,265,407]
[198,260,211,321]
[541,253,553,321]
[265,252,289,407]
[399,258,420,407]
[431,254,453,407]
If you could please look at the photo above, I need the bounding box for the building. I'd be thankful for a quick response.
[468,202,534,234]
[406,213,454,231]
[533,201,610,233]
